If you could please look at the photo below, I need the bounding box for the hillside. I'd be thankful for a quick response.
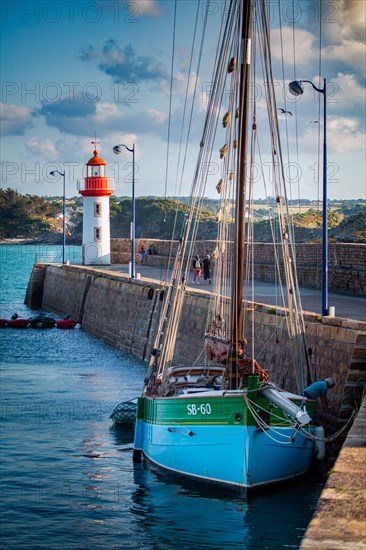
[0,189,365,244]
[110,197,217,240]
[330,210,366,243]
[0,188,64,242]
[253,211,345,243]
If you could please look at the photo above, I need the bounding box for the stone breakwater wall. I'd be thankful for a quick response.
[111,239,366,296]
[26,263,366,444]
[301,395,366,549]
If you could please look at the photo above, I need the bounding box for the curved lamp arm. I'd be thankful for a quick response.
[49,170,66,264]
[288,78,328,316]
[113,144,134,154]
[112,143,136,278]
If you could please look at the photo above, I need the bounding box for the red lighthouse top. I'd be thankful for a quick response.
[79,147,114,197]
[86,149,106,167]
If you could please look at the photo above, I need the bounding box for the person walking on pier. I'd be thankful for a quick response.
[139,245,145,265]
[303,378,336,410]
[192,255,202,284]
[202,255,212,284]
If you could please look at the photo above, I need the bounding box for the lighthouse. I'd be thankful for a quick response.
[78,143,114,265]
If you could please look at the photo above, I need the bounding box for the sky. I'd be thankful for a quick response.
[1,0,365,201]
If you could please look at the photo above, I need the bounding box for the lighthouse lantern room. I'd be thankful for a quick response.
[78,144,114,265]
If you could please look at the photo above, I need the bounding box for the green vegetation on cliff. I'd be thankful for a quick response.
[0,188,62,239]
[110,197,216,240]
[0,189,365,243]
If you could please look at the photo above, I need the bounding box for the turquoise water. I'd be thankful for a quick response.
[0,245,323,549]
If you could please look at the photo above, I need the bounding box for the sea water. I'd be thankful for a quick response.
[0,245,324,549]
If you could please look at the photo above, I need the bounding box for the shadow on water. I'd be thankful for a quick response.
[130,460,325,549]
[109,423,135,447]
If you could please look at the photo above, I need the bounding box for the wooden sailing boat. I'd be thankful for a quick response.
[133,0,321,490]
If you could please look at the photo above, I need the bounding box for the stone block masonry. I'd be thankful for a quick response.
[24,264,47,309]
[35,265,164,362]
[25,263,366,549]
[111,240,366,296]
[41,266,91,321]
[300,395,366,550]
[25,263,366,440]
[81,275,162,360]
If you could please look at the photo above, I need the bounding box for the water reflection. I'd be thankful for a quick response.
[109,424,135,447]
[131,462,323,549]
[132,464,250,549]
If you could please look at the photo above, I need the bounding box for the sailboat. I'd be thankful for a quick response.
[133,0,322,490]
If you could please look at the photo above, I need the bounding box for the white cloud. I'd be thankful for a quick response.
[96,132,140,160]
[146,108,167,124]
[323,40,366,77]
[318,0,366,76]
[96,132,141,195]
[159,71,199,98]
[94,102,124,123]
[131,0,161,17]
[298,72,366,114]
[99,0,161,18]
[0,103,33,136]
[270,27,317,69]
[330,72,366,111]
[177,48,192,72]
[300,115,365,154]
[26,137,59,160]
[175,72,198,96]
[327,117,366,153]
[271,8,365,78]
[324,0,366,43]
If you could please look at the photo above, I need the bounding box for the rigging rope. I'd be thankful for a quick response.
[254,1,310,393]
[173,0,201,199]
[164,0,203,286]
[154,0,240,376]
[153,0,315,396]
[163,0,177,201]
[290,0,301,208]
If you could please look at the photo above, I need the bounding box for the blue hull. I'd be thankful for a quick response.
[134,405,315,489]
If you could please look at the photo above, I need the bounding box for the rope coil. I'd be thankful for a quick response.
[238,358,269,382]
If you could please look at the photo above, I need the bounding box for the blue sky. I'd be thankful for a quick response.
[1,0,365,200]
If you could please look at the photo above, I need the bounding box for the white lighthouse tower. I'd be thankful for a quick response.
[78,143,114,265]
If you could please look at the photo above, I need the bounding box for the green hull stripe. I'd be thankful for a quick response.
[136,393,315,427]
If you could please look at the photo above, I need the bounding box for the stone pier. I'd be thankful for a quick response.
[25,263,366,438]
[111,239,366,295]
[301,394,366,549]
[25,262,366,547]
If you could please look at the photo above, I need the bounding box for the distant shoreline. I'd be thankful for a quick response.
[0,238,39,244]
[0,238,81,245]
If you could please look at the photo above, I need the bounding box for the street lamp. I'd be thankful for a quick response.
[289,78,329,316]
[113,143,136,278]
[50,169,66,265]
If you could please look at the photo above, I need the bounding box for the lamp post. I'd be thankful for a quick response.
[50,169,66,265]
[289,78,328,316]
[113,143,136,278]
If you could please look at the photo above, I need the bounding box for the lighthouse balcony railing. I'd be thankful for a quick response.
[77,178,116,192]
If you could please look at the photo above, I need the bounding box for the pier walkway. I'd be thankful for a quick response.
[301,395,366,549]
[103,263,365,322]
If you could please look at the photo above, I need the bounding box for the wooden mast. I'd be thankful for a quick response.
[229,0,252,389]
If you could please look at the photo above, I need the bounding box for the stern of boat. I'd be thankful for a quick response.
[133,397,144,463]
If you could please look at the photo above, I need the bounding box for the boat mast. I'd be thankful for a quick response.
[229,0,252,389]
